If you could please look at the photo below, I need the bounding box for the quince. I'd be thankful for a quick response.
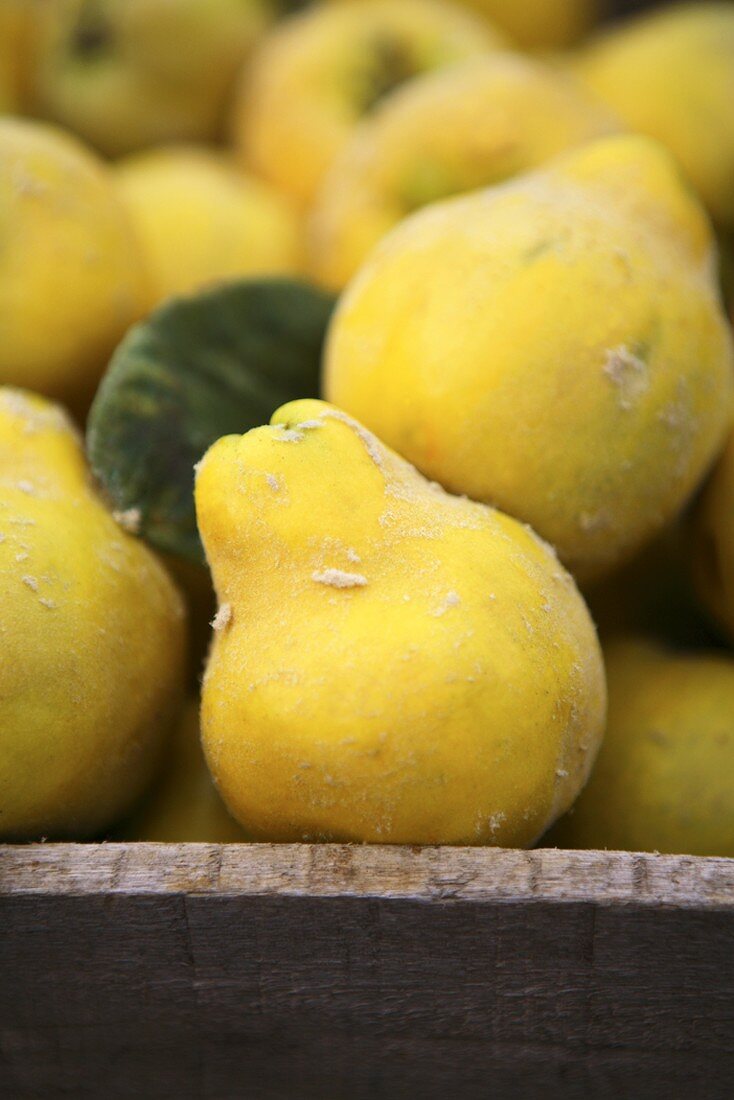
[330,0,598,51]
[0,118,147,413]
[29,0,274,157]
[196,399,605,846]
[458,0,598,50]
[309,52,620,290]
[114,147,302,311]
[233,0,502,208]
[0,388,186,840]
[326,135,734,583]
[122,701,246,843]
[550,638,734,857]
[575,3,734,230]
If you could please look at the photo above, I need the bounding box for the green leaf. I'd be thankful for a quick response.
[87,277,336,564]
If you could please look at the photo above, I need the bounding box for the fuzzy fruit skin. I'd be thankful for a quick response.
[196,399,605,847]
[233,0,502,209]
[326,135,734,585]
[0,118,147,414]
[308,52,620,290]
[692,433,734,643]
[121,701,246,843]
[0,388,187,840]
[114,146,302,311]
[550,639,734,857]
[29,0,274,158]
[575,3,734,231]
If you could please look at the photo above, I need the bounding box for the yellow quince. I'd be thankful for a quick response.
[0,388,187,840]
[29,0,275,157]
[309,52,620,290]
[114,146,302,311]
[0,118,147,413]
[326,135,734,583]
[196,399,605,846]
[575,2,734,230]
[233,0,502,208]
[122,700,247,843]
[550,638,734,857]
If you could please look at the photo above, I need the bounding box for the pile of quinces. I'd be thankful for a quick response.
[2,0,734,857]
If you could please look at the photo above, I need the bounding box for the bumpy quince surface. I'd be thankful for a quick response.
[196,399,605,846]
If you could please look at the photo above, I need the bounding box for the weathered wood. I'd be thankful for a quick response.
[1,844,733,1099]
[1,842,733,906]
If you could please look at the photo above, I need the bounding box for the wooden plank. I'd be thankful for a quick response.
[2,842,734,906]
[1,845,734,1099]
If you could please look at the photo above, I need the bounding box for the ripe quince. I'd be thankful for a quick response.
[0,118,147,413]
[196,399,605,846]
[0,388,186,840]
[122,700,246,843]
[575,2,734,230]
[233,0,502,208]
[309,52,620,290]
[550,638,734,857]
[30,0,275,157]
[115,146,302,311]
[326,135,734,583]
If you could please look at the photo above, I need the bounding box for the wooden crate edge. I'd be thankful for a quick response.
[1,842,733,910]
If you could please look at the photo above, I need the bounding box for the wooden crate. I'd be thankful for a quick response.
[1,2,725,1097]
[2,842,733,1098]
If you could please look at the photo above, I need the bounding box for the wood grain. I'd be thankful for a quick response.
[1,841,734,906]
[2,844,733,1099]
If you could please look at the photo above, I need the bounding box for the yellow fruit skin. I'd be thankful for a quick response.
[0,118,148,414]
[692,433,734,642]
[308,52,621,290]
[0,388,187,840]
[459,0,598,50]
[233,0,503,208]
[196,399,605,847]
[121,701,247,843]
[549,639,734,857]
[115,147,302,311]
[30,0,274,157]
[326,135,734,584]
[575,3,734,230]
[330,0,598,51]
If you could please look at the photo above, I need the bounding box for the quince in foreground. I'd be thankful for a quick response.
[196,400,605,846]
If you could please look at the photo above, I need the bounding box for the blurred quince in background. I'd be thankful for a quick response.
[27,0,278,156]
[0,117,147,413]
[114,146,302,309]
[575,3,734,232]
[307,50,621,290]
[232,0,503,207]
